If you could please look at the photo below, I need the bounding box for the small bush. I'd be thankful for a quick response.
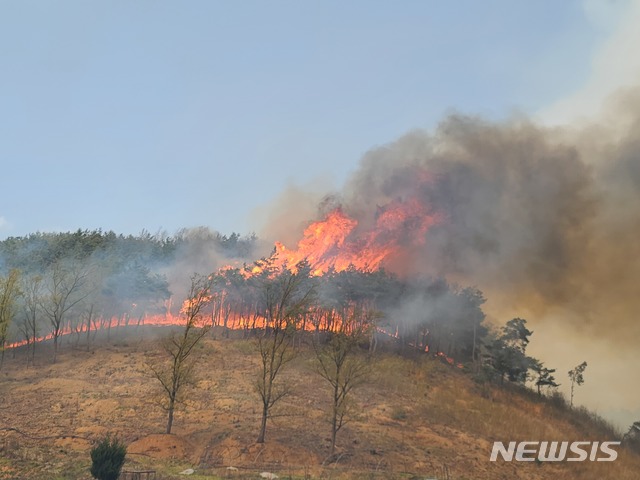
[548,390,568,410]
[90,435,127,480]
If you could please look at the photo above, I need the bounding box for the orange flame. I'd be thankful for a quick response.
[254,196,442,276]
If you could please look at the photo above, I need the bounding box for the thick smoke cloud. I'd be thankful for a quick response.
[253,178,336,251]
[254,88,640,348]
[345,116,595,303]
[159,227,257,301]
[258,87,640,426]
[329,98,638,348]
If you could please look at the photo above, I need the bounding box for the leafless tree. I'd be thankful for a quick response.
[149,274,213,434]
[40,261,90,362]
[19,274,42,365]
[73,266,104,351]
[255,266,314,443]
[314,307,371,457]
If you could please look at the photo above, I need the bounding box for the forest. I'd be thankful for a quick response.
[0,228,556,392]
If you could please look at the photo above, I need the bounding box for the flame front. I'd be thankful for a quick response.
[256,196,442,276]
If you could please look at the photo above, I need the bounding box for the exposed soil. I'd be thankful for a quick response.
[0,326,638,479]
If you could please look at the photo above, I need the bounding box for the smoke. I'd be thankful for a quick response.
[159,227,257,301]
[344,116,596,304]
[252,177,336,251]
[257,86,640,427]
[253,96,640,338]
[540,0,640,126]
[258,99,636,348]
[253,2,640,426]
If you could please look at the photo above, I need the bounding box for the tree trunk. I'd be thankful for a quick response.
[330,382,339,456]
[53,335,58,363]
[166,397,175,434]
[369,331,377,354]
[472,320,477,372]
[257,404,268,443]
[86,311,92,352]
[570,381,575,408]
[330,409,338,456]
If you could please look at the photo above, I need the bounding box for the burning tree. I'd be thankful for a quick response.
[313,306,371,457]
[102,263,170,327]
[149,274,213,434]
[210,266,260,338]
[255,261,315,443]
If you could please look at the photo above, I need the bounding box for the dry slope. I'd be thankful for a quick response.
[0,327,638,479]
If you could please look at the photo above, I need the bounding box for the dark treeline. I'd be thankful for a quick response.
[0,228,256,272]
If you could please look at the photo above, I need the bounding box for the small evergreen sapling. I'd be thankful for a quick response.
[90,435,127,480]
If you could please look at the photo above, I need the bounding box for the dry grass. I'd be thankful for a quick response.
[0,327,638,479]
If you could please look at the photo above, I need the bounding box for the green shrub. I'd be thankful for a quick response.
[90,435,127,480]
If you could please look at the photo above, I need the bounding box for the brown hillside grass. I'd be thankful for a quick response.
[0,327,637,479]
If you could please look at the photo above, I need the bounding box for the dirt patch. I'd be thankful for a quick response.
[208,436,320,467]
[54,437,92,452]
[128,434,197,462]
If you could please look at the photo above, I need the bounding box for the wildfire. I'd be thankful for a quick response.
[253,196,442,277]
[180,294,213,315]
[5,312,181,350]
[8,191,454,365]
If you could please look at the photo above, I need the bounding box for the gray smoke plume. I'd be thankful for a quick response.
[336,98,639,346]
[259,86,640,427]
[159,226,258,302]
[257,99,640,345]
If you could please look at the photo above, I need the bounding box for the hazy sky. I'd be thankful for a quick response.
[0,0,634,239]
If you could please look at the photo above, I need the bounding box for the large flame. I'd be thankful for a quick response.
[255,196,442,276]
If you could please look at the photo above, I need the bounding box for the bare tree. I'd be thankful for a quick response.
[41,262,91,362]
[73,266,104,351]
[19,275,42,365]
[255,266,314,443]
[314,308,371,457]
[568,361,587,407]
[149,274,212,434]
[0,269,21,370]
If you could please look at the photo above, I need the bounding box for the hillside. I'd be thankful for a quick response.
[0,328,638,480]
